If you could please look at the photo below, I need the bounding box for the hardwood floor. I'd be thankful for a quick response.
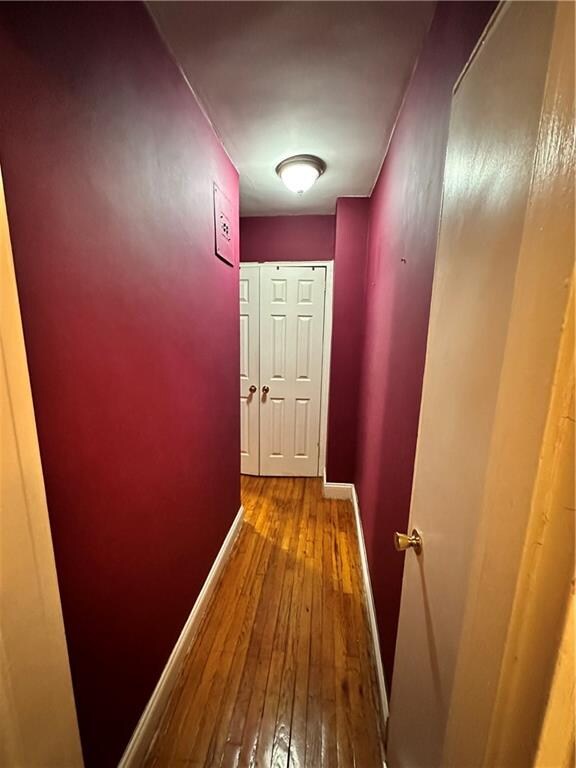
[145,476,386,767]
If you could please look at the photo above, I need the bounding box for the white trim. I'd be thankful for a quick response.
[322,470,390,738]
[254,260,330,268]
[351,485,390,725]
[318,261,334,476]
[118,505,245,768]
[249,261,334,477]
[322,466,354,500]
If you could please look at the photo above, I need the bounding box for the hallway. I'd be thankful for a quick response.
[144,477,386,767]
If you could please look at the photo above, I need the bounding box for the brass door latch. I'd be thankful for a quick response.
[394,528,423,555]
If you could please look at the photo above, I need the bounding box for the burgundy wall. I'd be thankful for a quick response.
[240,214,335,262]
[0,4,239,767]
[355,1,496,688]
[326,198,370,482]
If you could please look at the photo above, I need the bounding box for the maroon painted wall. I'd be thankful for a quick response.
[326,198,370,482]
[355,1,496,688]
[240,214,335,262]
[0,3,239,766]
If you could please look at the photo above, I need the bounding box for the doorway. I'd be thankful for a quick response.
[240,262,333,477]
[386,2,574,765]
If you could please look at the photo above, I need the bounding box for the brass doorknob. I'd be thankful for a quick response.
[262,385,270,394]
[249,385,257,393]
[394,528,422,555]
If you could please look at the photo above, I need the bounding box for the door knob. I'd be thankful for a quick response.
[394,528,422,555]
[262,385,270,394]
[249,385,257,393]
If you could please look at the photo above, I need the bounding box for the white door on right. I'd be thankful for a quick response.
[259,265,326,476]
[387,3,570,767]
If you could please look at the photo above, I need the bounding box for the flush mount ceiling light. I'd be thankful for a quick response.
[275,154,326,195]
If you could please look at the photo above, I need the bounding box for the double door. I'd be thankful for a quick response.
[240,264,326,476]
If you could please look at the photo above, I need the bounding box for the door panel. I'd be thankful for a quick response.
[0,169,83,766]
[259,266,326,476]
[444,3,574,763]
[387,3,560,766]
[239,265,260,475]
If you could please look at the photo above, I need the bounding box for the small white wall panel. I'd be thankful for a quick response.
[270,398,285,457]
[296,315,313,380]
[240,397,248,455]
[294,399,310,457]
[297,279,314,304]
[271,278,287,303]
[271,315,287,379]
[240,315,249,379]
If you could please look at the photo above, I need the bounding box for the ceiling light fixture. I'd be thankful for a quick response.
[275,154,326,195]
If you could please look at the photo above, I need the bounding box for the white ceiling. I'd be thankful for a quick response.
[148,2,434,216]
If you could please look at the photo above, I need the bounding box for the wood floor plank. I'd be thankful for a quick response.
[251,480,305,767]
[189,484,282,765]
[305,481,325,767]
[269,479,311,767]
[212,551,285,762]
[144,476,385,768]
[320,499,338,767]
[221,478,296,766]
[288,480,314,767]
[333,504,357,768]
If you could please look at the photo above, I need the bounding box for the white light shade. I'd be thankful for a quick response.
[276,155,326,195]
[279,162,320,194]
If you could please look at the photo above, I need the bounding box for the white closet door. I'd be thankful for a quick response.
[259,265,326,476]
[239,265,260,475]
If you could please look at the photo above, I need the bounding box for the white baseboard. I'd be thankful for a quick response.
[118,505,245,768]
[322,467,354,500]
[350,485,390,725]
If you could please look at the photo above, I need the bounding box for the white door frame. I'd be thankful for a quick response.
[243,260,333,477]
